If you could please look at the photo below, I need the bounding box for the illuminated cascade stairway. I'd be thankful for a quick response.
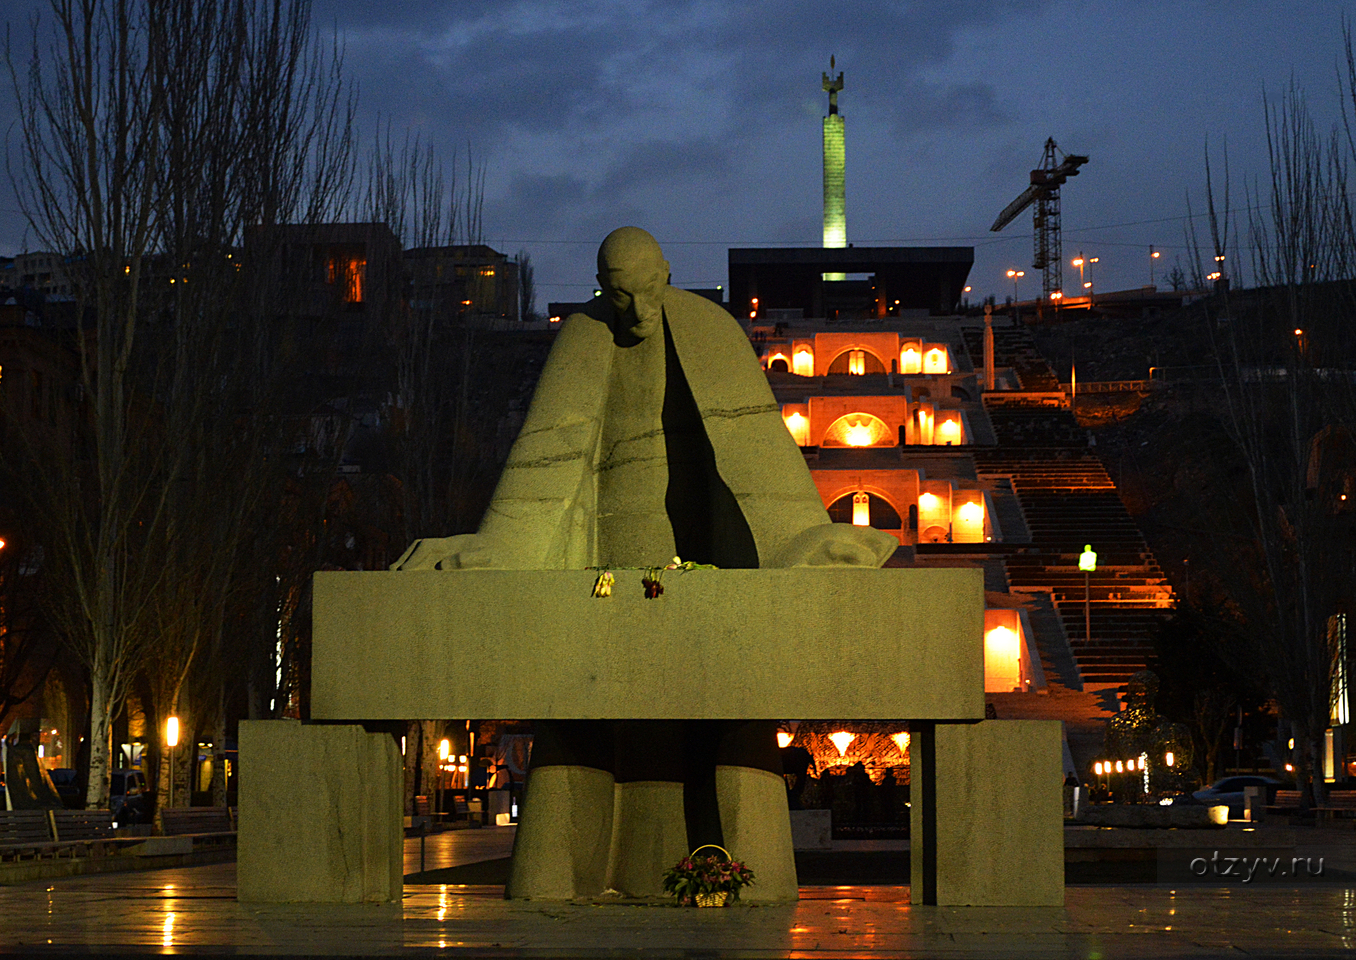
[973,446,1175,687]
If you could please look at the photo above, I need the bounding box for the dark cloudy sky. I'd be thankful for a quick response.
[4,0,1354,307]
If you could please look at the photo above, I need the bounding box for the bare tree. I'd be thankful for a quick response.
[517,249,536,322]
[1189,32,1356,804]
[5,0,354,809]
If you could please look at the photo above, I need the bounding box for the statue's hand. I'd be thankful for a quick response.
[769,523,899,568]
[390,535,502,570]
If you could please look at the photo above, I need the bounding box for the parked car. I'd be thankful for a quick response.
[1192,776,1285,818]
[109,769,152,826]
[48,768,83,809]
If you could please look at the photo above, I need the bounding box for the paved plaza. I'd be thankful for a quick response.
[0,826,1354,957]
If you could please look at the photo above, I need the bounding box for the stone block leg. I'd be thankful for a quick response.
[605,781,689,897]
[715,765,798,901]
[506,765,615,899]
[910,719,1063,906]
[238,720,402,903]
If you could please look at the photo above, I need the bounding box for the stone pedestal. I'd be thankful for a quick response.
[238,721,403,903]
[911,720,1064,906]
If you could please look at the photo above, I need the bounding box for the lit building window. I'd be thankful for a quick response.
[327,256,366,304]
[936,417,961,445]
[848,349,865,376]
[923,347,948,374]
[783,410,810,445]
[792,348,814,377]
[901,346,921,374]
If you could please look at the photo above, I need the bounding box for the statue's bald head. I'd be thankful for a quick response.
[596,227,670,341]
[597,226,665,274]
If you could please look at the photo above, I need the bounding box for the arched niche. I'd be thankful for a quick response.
[822,412,893,447]
[827,349,887,375]
[827,492,903,530]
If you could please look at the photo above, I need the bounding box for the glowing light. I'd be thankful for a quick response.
[1288,738,1295,751]
[845,421,874,447]
[783,411,809,445]
[792,349,814,377]
[958,501,983,523]
[1165,751,1174,767]
[852,492,870,526]
[937,419,961,445]
[439,739,450,761]
[923,348,948,374]
[1285,763,1295,772]
[828,731,855,756]
[1294,329,1303,337]
[1115,760,1124,773]
[901,346,921,374]
[918,492,939,511]
[891,732,910,754]
[165,717,179,748]
[1079,545,1097,572]
[984,624,1021,692]
[162,912,175,948]
[1138,756,1146,771]
[1051,290,1063,300]
[848,350,865,376]
[777,731,794,749]
[1094,761,1104,776]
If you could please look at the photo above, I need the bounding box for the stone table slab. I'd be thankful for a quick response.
[312,567,985,721]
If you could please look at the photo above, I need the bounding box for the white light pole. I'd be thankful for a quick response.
[165,716,180,811]
[1079,545,1097,648]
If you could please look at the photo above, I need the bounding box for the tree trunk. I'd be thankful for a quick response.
[84,672,113,811]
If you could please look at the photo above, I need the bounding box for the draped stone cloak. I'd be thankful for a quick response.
[468,286,835,570]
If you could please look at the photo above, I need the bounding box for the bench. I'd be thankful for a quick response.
[51,809,121,856]
[160,806,234,835]
[1318,790,1356,821]
[0,810,60,860]
[160,806,236,848]
[1268,790,1301,811]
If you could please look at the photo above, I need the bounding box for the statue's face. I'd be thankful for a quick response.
[598,259,668,340]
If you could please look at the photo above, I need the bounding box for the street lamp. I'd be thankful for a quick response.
[1150,246,1161,284]
[165,716,180,811]
[1006,269,1024,302]
[1079,545,1097,650]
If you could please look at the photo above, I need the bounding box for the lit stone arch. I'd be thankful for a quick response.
[826,490,903,530]
[826,348,887,375]
[822,412,892,447]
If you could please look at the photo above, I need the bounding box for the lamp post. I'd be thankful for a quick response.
[1079,544,1097,650]
[1006,269,1024,303]
[165,716,180,811]
[1150,245,1160,285]
[438,738,450,816]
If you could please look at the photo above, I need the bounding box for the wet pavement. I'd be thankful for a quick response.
[0,826,1352,957]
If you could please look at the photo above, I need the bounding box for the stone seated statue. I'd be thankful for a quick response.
[392,226,896,900]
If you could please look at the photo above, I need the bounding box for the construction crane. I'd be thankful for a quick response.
[990,138,1088,313]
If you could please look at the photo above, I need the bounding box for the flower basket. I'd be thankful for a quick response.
[661,844,755,907]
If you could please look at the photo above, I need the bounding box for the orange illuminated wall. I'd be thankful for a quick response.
[984,608,1027,693]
